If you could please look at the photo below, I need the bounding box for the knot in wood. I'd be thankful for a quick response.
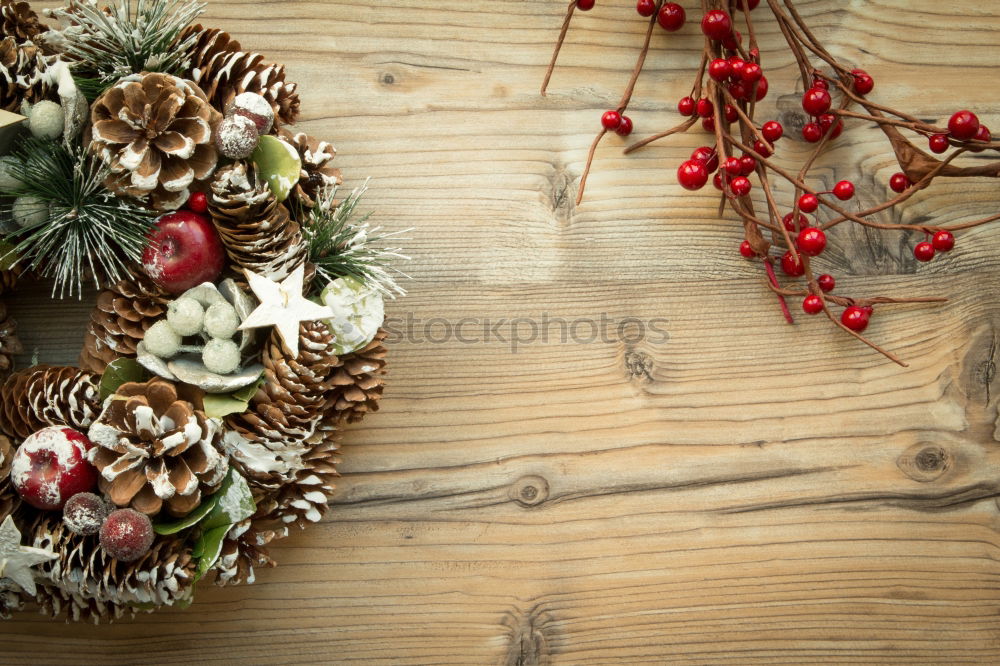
[897,443,951,483]
[625,350,653,381]
[380,72,395,85]
[511,475,549,508]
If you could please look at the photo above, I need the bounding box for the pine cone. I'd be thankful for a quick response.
[0,365,102,440]
[209,161,308,282]
[272,422,341,530]
[30,513,196,622]
[90,72,222,210]
[88,377,228,517]
[0,433,18,522]
[279,129,343,210]
[79,274,169,374]
[0,35,51,111]
[0,266,20,296]
[0,1,44,45]
[0,299,21,382]
[213,516,276,587]
[328,328,388,423]
[178,25,299,127]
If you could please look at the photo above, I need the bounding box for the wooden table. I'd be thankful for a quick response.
[2,0,1000,663]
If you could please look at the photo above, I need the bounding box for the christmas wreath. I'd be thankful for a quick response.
[0,0,406,621]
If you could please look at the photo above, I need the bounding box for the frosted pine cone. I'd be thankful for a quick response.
[0,36,51,111]
[90,73,222,210]
[88,378,228,517]
[79,274,169,373]
[0,365,101,440]
[280,130,343,210]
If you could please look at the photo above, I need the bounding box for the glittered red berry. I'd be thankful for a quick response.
[802,122,822,143]
[783,212,808,231]
[833,180,854,200]
[780,250,805,277]
[730,176,751,196]
[657,2,685,31]
[701,9,732,41]
[928,133,949,154]
[797,227,827,256]
[100,508,154,562]
[708,58,732,82]
[701,116,716,132]
[913,241,935,262]
[636,0,656,17]
[739,155,756,176]
[739,240,755,258]
[677,96,695,117]
[932,230,955,252]
[802,294,824,314]
[761,120,783,142]
[677,160,709,190]
[851,69,874,95]
[690,146,719,173]
[186,191,208,214]
[601,110,622,130]
[802,87,831,115]
[696,98,714,118]
[723,157,742,176]
[754,76,768,101]
[841,306,870,332]
[576,0,595,10]
[817,273,835,292]
[741,62,762,83]
[615,115,633,136]
[753,139,771,158]
[798,193,819,213]
[948,110,980,141]
[889,172,910,193]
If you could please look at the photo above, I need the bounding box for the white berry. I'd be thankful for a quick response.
[28,100,63,139]
[204,302,240,339]
[202,338,240,374]
[166,298,204,336]
[11,196,48,228]
[144,320,181,358]
[0,156,23,192]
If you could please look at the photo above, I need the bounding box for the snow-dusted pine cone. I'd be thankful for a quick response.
[0,365,102,440]
[280,129,343,210]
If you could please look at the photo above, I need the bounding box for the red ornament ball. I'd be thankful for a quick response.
[696,98,714,119]
[723,156,742,177]
[739,154,756,176]
[690,146,719,173]
[100,509,155,563]
[754,76,769,101]
[783,212,808,231]
[913,241,935,262]
[802,294,824,315]
[741,62,763,84]
[932,230,955,252]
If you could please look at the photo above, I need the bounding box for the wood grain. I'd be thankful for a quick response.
[2,0,1000,663]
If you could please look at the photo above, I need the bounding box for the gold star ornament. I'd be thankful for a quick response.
[0,515,57,596]
[238,265,334,358]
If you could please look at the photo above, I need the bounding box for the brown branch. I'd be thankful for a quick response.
[540,0,577,96]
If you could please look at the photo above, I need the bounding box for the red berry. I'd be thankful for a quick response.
[841,306,870,332]
[677,160,709,190]
[888,172,910,193]
[615,115,634,136]
[797,227,827,256]
[754,75,769,101]
[780,250,805,277]
[724,104,738,123]
[701,116,716,132]
[721,30,741,51]
[576,0,595,9]
[186,191,208,214]
[636,0,655,17]
[601,110,621,130]
[762,121,783,142]
[723,157,742,176]
[728,81,749,101]
[932,230,955,252]
[696,98,714,118]
[971,125,991,152]
[817,274,835,292]
[753,139,772,158]
[811,77,829,90]
[802,122,823,143]
[735,0,760,9]
[730,176,751,196]
[677,96,695,117]
[728,57,746,80]
[708,58,732,82]
[100,509,154,562]
[690,146,719,173]
[948,110,980,140]
[802,294,824,314]
[741,62,763,83]
[851,69,874,95]
[802,87,832,115]
[798,193,819,213]
[783,212,808,231]
[833,180,854,200]
[739,154,756,176]
[701,9,733,41]
[63,492,110,536]
[657,2,685,31]
[739,240,755,258]
[712,171,725,190]
[913,241,935,262]
[928,133,949,154]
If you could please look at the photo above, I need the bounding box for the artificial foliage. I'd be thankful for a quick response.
[0,0,405,621]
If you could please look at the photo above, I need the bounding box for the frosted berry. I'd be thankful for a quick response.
[615,115,634,136]
[780,250,805,277]
[677,160,709,190]
[851,69,874,95]
[797,227,827,256]
[889,172,910,193]
[932,230,955,252]
[928,134,949,154]
[657,3,685,31]
[841,306,870,332]
[833,180,855,200]
[802,122,823,143]
[948,110,979,141]
[186,191,208,214]
[696,98,714,118]
[730,176,751,196]
[214,115,259,160]
[798,193,819,213]
[739,240,755,258]
[723,157,742,176]
[802,87,832,115]
[701,9,733,41]
[100,509,154,562]
[601,110,622,130]
[802,294,824,314]
[708,58,732,82]
[636,0,655,17]
[229,92,275,135]
[817,274,835,292]
[913,241,935,262]
[677,96,695,116]
[761,121,783,142]
[63,492,110,536]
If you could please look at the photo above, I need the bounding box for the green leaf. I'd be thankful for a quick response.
[251,135,301,203]
[152,493,220,535]
[99,358,149,400]
[201,375,264,418]
[202,468,255,531]
[193,524,229,582]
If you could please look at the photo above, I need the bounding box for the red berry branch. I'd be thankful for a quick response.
[541,0,1000,366]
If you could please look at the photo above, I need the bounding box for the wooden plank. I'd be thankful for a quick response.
[2,0,1000,663]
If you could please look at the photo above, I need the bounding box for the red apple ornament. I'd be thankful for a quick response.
[142,210,225,294]
[11,426,97,511]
